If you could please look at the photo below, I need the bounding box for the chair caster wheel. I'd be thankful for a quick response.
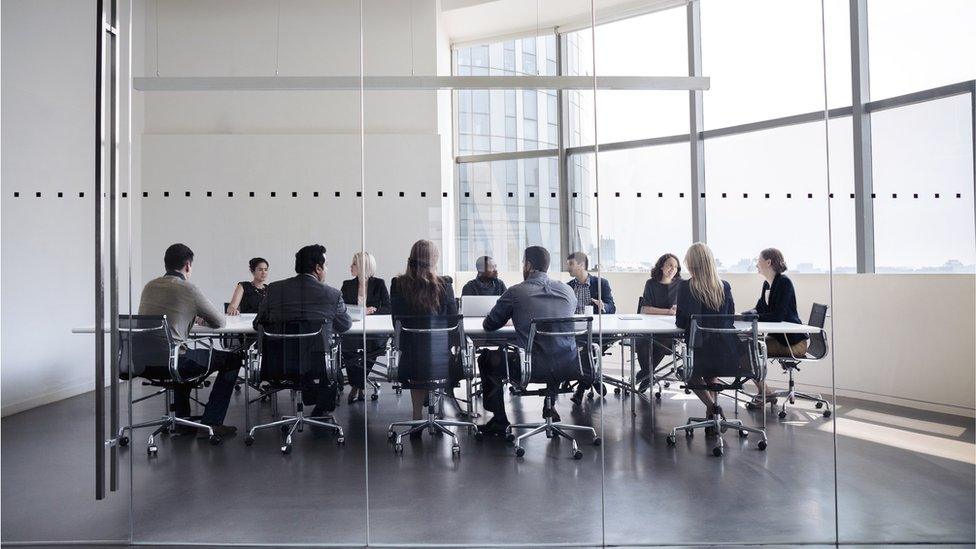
[393,443,403,454]
[147,445,158,456]
[685,429,693,438]
[587,392,594,400]
[712,446,723,457]
[593,437,602,446]
[666,435,676,446]
[394,388,402,395]
[572,450,583,460]
[118,436,129,447]
[745,402,757,410]
[654,392,662,400]
[815,401,824,409]
[234,385,241,392]
[370,393,379,401]
[508,386,516,394]
[473,430,484,441]
[684,389,691,395]
[738,429,748,438]
[663,382,670,388]
[823,410,831,418]
[203,380,211,388]
[758,440,767,451]
[337,437,345,446]
[452,445,460,455]
[244,435,254,446]
[613,387,621,395]
[388,431,396,442]
[515,447,525,457]
[281,425,291,434]
[209,435,222,445]
[778,410,787,419]
[281,444,292,454]
[505,433,515,443]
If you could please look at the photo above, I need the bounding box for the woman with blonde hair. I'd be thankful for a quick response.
[340,251,390,403]
[389,240,457,426]
[675,242,736,420]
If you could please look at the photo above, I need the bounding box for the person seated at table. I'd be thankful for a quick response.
[340,251,390,404]
[461,255,507,296]
[389,240,457,427]
[745,247,808,404]
[226,257,269,315]
[479,246,577,435]
[254,244,352,418]
[675,242,736,422]
[566,251,615,403]
[137,243,243,438]
[635,252,681,392]
[566,251,616,314]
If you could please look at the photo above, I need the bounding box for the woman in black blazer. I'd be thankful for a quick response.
[749,248,808,403]
[389,240,457,424]
[340,252,391,403]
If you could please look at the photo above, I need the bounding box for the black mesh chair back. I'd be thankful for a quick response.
[391,314,464,389]
[637,296,645,311]
[522,316,596,387]
[118,315,178,381]
[685,314,762,386]
[806,303,829,360]
[257,320,336,384]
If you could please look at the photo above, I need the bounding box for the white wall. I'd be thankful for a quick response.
[1,0,144,416]
[139,0,448,292]
[596,272,976,416]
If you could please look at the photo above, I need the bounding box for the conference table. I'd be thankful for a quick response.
[74,313,820,422]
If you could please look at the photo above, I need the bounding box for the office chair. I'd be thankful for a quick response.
[386,314,478,456]
[667,314,768,456]
[763,303,831,419]
[244,321,344,454]
[116,315,221,455]
[501,316,603,459]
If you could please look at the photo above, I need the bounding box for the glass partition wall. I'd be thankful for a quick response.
[7,0,975,547]
[127,0,369,545]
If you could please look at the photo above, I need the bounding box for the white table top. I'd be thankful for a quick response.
[72,314,819,337]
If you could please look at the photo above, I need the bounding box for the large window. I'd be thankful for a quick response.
[871,94,975,272]
[867,0,976,100]
[457,158,561,271]
[452,2,975,274]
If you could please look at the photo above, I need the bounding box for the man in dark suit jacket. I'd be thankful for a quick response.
[254,244,352,417]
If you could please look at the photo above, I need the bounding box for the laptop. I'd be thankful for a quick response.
[460,295,500,317]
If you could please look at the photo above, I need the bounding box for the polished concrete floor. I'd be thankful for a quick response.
[2,364,974,547]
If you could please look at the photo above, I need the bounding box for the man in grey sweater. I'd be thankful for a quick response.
[138,243,243,437]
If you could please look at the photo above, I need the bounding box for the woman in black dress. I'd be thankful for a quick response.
[389,240,457,422]
[635,253,681,392]
[340,252,391,403]
[226,257,269,315]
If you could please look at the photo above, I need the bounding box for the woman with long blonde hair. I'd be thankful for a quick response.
[340,251,391,403]
[675,242,736,419]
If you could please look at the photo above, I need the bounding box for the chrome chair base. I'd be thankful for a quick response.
[388,390,477,456]
[667,409,768,456]
[769,388,832,419]
[505,416,601,459]
[245,392,344,454]
[117,411,218,455]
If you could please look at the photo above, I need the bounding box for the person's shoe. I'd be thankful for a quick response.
[479,416,510,436]
[635,370,651,393]
[197,424,237,438]
[542,408,562,423]
[347,390,359,405]
[570,386,585,406]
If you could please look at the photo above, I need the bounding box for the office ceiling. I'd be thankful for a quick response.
[441,0,687,45]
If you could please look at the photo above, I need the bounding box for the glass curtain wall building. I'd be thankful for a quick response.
[452,1,975,274]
